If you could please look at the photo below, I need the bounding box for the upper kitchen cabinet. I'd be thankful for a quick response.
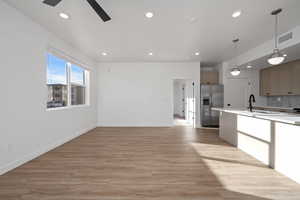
[292,60,300,95]
[260,67,282,96]
[201,71,219,84]
[260,68,271,96]
[279,63,293,95]
[260,59,300,96]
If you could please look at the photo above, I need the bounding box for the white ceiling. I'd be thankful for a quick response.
[4,0,300,64]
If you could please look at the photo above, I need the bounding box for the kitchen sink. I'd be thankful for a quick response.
[251,110,285,116]
[239,110,285,117]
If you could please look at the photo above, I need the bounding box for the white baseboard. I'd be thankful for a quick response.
[97,125,173,128]
[0,125,96,176]
[97,122,174,127]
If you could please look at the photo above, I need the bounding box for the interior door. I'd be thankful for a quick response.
[182,86,185,118]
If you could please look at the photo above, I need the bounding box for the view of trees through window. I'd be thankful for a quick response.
[47,53,88,109]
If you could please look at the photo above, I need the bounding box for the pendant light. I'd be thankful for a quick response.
[231,68,241,76]
[268,8,285,65]
[230,39,241,76]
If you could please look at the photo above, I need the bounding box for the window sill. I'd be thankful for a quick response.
[46,104,90,111]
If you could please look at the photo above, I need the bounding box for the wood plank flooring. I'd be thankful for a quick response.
[1,127,300,200]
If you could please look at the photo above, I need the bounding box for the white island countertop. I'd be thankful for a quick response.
[212,107,300,126]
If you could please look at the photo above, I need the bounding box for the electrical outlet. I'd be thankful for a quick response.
[277,97,281,102]
[6,144,12,153]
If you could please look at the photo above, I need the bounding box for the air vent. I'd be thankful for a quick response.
[279,32,293,44]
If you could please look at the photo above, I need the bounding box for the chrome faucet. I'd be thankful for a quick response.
[249,94,256,112]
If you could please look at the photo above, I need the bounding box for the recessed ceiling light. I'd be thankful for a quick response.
[195,52,200,56]
[102,52,107,56]
[247,65,253,69]
[148,52,153,56]
[189,17,198,23]
[232,10,241,18]
[145,12,154,18]
[59,12,69,19]
[283,54,287,57]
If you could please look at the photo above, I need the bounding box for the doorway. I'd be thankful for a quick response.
[173,79,195,127]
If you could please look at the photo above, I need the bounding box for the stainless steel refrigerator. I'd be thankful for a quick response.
[200,84,224,127]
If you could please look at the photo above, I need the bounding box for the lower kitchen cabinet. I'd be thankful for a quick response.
[219,111,237,146]
[275,122,300,183]
[237,115,272,166]
[218,109,300,184]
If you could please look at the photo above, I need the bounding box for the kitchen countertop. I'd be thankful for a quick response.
[212,107,300,126]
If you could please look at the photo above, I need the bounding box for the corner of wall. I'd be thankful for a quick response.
[0,125,96,176]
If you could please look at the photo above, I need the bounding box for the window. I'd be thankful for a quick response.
[47,53,89,109]
[71,64,86,105]
[47,54,68,108]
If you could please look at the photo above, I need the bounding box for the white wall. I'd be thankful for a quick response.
[222,62,267,109]
[0,2,97,175]
[97,62,200,127]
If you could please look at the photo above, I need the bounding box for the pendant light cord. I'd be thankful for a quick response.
[275,14,278,49]
[271,8,282,49]
[233,39,239,67]
[235,41,237,67]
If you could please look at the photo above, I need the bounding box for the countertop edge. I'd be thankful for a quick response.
[212,107,300,126]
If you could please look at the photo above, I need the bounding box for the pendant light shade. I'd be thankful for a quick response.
[268,49,285,65]
[231,68,241,76]
[268,9,285,65]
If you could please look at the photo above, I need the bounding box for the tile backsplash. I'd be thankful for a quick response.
[267,96,300,108]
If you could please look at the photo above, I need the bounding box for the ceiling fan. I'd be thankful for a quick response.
[43,0,111,22]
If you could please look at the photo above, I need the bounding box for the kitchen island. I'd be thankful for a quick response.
[213,107,300,184]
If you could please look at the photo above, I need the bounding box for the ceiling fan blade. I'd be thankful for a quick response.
[43,0,62,7]
[86,0,111,22]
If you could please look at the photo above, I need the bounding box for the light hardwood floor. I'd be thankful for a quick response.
[1,127,300,200]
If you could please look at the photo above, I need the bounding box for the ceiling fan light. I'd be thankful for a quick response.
[268,49,285,65]
[231,68,241,76]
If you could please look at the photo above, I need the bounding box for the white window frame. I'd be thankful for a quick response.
[47,53,90,111]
